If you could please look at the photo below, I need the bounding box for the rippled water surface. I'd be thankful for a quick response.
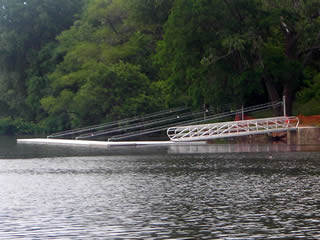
[1,136,320,239]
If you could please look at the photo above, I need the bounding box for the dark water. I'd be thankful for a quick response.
[1,136,320,239]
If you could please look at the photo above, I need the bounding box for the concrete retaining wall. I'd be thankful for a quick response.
[207,127,320,145]
[287,127,320,145]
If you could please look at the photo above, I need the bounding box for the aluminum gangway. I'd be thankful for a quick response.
[167,116,299,142]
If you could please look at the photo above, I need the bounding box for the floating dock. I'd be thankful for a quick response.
[17,138,174,147]
[16,138,207,147]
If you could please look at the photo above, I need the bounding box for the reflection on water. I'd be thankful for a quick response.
[168,143,320,154]
[0,136,320,239]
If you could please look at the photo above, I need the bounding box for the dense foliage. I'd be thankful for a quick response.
[0,0,319,134]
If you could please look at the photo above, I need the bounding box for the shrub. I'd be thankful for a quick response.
[0,118,44,136]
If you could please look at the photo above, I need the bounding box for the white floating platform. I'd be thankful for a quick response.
[17,138,207,147]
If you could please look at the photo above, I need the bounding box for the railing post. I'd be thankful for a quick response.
[283,95,286,117]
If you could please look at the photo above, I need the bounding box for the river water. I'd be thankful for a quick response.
[1,136,320,239]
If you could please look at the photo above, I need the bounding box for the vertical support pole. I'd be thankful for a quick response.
[283,95,286,117]
[242,105,244,120]
[203,103,208,120]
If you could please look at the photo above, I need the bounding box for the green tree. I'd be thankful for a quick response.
[155,0,266,108]
[129,0,173,39]
[156,0,320,114]
[0,0,84,119]
[260,0,320,114]
[297,70,320,115]
[40,0,164,130]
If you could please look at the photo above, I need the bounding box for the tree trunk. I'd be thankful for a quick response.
[263,76,281,116]
[283,83,293,116]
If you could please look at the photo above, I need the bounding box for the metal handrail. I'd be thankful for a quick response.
[76,109,212,139]
[47,106,190,138]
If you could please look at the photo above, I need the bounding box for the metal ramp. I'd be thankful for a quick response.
[167,116,299,142]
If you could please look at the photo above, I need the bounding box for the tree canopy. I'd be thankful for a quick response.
[0,0,319,134]
[156,0,320,114]
[0,0,84,119]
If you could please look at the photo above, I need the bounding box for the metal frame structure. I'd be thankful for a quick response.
[167,116,299,142]
[107,101,283,141]
[47,98,288,141]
